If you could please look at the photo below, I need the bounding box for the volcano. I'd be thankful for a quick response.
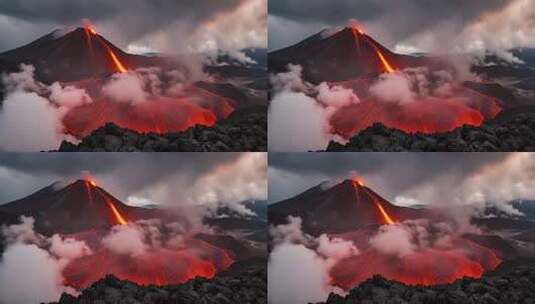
[269,27,425,84]
[268,179,426,235]
[0,27,159,83]
[0,179,156,234]
[269,26,503,138]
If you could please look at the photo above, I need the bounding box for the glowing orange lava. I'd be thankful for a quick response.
[107,201,128,225]
[106,48,128,73]
[330,235,502,289]
[374,201,396,225]
[87,26,97,35]
[374,48,396,73]
[62,232,235,289]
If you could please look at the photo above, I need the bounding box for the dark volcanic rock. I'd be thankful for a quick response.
[325,113,535,152]
[317,267,535,304]
[47,265,266,304]
[57,107,267,152]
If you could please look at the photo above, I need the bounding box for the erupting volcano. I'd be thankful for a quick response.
[269,25,503,138]
[269,179,425,235]
[0,178,245,289]
[269,179,503,289]
[0,23,239,139]
[83,23,128,73]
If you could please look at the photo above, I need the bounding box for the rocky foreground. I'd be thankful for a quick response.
[57,107,267,152]
[326,114,535,152]
[47,265,266,304]
[318,267,535,304]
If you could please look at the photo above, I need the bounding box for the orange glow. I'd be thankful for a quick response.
[375,48,395,73]
[93,35,128,73]
[354,26,364,35]
[107,201,128,225]
[375,201,395,225]
[353,179,364,187]
[89,180,97,187]
[107,48,127,73]
[87,26,97,35]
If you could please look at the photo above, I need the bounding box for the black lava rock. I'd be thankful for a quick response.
[325,113,535,152]
[57,107,267,152]
[46,265,266,304]
[316,267,535,304]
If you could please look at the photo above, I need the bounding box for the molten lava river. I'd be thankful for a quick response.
[329,78,502,138]
[60,25,235,138]
[327,226,501,289]
[63,89,234,138]
[61,232,234,289]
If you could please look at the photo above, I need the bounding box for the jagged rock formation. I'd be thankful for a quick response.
[317,267,535,304]
[58,107,267,152]
[326,114,535,152]
[47,265,266,304]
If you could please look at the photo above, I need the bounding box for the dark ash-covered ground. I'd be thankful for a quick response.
[325,113,535,152]
[46,262,266,304]
[317,267,535,304]
[57,107,267,152]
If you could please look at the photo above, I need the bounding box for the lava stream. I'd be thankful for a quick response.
[85,23,128,73]
[374,48,395,73]
[93,187,128,225]
[106,200,128,225]
[374,200,396,225]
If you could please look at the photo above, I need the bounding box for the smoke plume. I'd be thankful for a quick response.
[268,216,358,304]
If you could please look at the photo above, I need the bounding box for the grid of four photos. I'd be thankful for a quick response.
[1,0,535,303]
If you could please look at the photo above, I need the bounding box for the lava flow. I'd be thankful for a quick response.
[352,180,397,225]
[329,79,502,137]
[62,236,235,289]
[330,236,501,289]
[373,199,396,225]
[84,24,128,73]
[351,26,396,74]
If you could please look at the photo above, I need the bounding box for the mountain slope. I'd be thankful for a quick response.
[268,27,424,83]
[269,179,425,235]
[0,180,156,234]
[0,27,159,83]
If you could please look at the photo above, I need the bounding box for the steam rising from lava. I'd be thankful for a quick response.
[269,202,501,303]
[269,62,501,151]
[0,215,235,303]
[0,62,234,150]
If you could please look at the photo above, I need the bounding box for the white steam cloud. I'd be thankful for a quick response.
[268,216,358,304]
[0,217,91,304]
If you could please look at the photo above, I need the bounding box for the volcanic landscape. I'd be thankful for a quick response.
[268,178,535,303]
[0,177,267,303]
[268,25,535,151]
[0,24,267,152]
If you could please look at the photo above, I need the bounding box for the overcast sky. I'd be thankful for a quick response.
[269,153,535,211]
[0,153,267,212]
[0,0,266,57]
[269,0,535,56]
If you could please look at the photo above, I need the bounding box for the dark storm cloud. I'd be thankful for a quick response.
[0,153,265,206]
[268,0,508,50]
[0,0,265,54]
[268,153,512,203]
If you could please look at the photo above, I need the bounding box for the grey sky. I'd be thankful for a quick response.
[268,153,534,209]
[0,153,267,210]
[0,0,266,55]
[268,0,533,55]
